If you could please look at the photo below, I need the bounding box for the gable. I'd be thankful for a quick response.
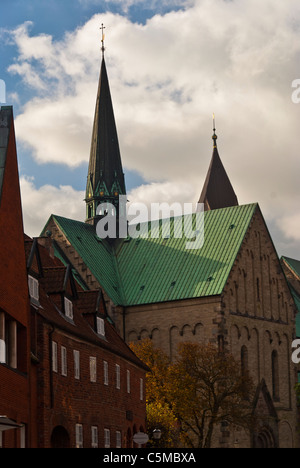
[224,205,297,326]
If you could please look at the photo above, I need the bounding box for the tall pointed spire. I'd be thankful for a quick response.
[85,27,126,226]
[198,117,238,211]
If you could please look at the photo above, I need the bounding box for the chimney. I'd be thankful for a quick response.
[37,230,54,259]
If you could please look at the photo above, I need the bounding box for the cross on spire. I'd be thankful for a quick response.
[100,23,106,58]
[212,113,217,148]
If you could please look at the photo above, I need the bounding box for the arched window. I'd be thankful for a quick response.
[272,350,280,401]
[241,346,248,377]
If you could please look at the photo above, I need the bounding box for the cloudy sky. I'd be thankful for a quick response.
[1,0,300,259]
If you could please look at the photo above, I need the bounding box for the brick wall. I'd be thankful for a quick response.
[35,318,146,448]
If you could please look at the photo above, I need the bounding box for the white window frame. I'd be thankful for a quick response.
[127,370,131,394]
[104,361,108,386]
[90,356,97,383]
[0,338,6,364]
[104,429,110,448]
[20,425,26,448]
[75,424,83,448]
[61,346,67,376]
[74,350,80,380]
[28,275,39,301]
[64,297,73,320]
[97,317,105,337]
[52,341,58,373]
[116,431,122,449]
[116,364,121,390]
[91,426,98,448]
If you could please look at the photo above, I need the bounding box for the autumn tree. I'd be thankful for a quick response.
[168,343,257,448]
[130,339,180,447]
[131,339,257,449]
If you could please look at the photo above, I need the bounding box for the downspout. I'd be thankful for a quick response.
[48,324,55,409]
[123,306,126,342]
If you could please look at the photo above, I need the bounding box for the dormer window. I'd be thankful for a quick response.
[97,317,105,337]
[28,276,39,302]
[64,297,73,320]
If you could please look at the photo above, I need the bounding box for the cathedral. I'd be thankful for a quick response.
[41,45,300,448]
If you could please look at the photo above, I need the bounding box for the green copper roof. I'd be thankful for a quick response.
[281,256,300,337]
[282,256,300,280]
[45,203,257,306]
[117,203,257,305]
[47,215,123,304]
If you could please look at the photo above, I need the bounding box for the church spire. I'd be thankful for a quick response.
[198,117,238,211]
[85,27,126,226]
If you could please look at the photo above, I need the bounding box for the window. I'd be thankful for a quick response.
[61,346,67,376]
[116,364,121,390]
[272,350,280,401]
[28,276,39,301]
[104,361,109,386]
[104,429,110,448]
[91,426,98,448]
[90,357,97,382]
[140,378,144,401]
[75,424,83,448]
[127,370,131,394]
[241,346,248,377]
[20,425,26,448]
[0,338,5,364]
[52,341,58,372]
[74,350,80,380]
[64,298,73,320]
[116,431,122,449]
[97,317,105,337]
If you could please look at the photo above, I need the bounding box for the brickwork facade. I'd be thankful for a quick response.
[0,107,31,448]
[27,239,147,449]
[56,207,298,448]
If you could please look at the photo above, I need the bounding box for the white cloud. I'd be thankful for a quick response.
[6,0,300,256]
[20,176,85,236]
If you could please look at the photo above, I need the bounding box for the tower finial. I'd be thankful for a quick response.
[212,113,217,148]
[100,23,106,58]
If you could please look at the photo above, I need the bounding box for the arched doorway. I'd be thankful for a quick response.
[51,426,70,448]
[253,427,277,448]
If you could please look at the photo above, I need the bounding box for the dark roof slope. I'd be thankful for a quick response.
[199,144,238,211]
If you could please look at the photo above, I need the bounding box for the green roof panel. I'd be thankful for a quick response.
[46,203,257,307]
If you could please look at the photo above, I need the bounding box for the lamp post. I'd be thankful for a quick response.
[152,428,162,447]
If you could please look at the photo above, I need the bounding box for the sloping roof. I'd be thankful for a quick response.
[199,144,238,211]
[48,215,122,304]
[87,57,126,199]
[281,256,300,337]
[45,203,258,307]
[282,256,300,280]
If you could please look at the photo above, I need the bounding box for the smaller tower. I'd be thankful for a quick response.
[198,116,238,211]
[85,25,126,228]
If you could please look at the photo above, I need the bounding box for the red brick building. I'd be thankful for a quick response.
[0,106,31,447]
[26,235,147,448]
[0,105,147,448]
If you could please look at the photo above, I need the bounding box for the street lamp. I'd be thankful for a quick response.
[153,428,162,441]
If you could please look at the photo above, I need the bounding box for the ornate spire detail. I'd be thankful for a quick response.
[85,29,126,226]
[198,119,238,211]
[100,23,106,59]
[212,113,217,149]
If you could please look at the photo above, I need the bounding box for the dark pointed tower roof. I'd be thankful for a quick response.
[85,43,126,225]
[198,121,238,211]
[87,57,126,197]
